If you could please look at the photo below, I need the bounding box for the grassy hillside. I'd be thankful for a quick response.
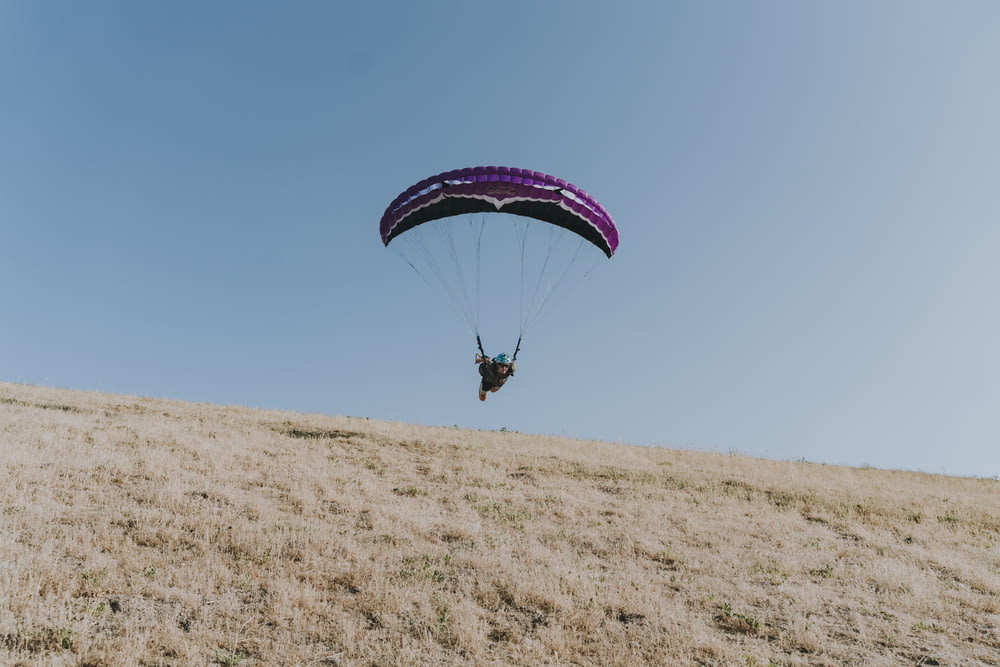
[1,381,998,666]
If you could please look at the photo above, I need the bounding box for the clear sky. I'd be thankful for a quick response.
[2,2,998,478]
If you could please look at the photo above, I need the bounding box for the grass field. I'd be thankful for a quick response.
[1,380,998,666]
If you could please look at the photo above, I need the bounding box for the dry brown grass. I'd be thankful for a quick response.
[1,380,998,666]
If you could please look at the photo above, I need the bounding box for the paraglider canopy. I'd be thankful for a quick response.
[380,166,619,258]
[380,165,619,365]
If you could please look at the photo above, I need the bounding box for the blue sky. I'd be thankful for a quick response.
[2,2,998,477]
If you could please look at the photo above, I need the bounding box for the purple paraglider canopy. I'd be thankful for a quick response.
[379,166,619,258]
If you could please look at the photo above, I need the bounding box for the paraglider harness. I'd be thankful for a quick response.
[477,335,518,391]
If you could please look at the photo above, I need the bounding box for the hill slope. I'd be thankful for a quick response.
[1,381,998,666]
